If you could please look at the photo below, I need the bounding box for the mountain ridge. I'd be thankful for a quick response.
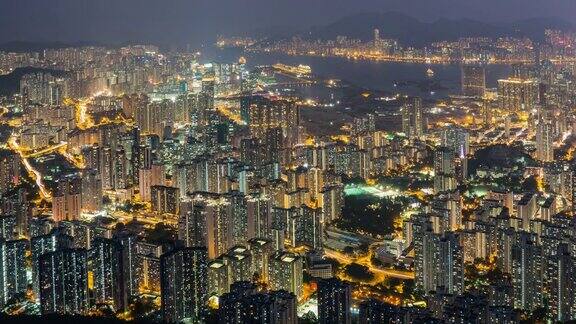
[268,12,574,46]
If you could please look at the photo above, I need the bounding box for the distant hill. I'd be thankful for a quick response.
[0,41,105,53]
[0,67,67,96]
[508,17,575,41]
[279,12,574,47]
[247,25,301,40]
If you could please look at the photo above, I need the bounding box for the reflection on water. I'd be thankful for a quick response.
[201,46,512,100]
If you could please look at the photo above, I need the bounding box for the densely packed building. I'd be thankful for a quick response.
[0,25,575,323]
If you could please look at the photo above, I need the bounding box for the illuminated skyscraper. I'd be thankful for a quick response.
[413,216,439,294]
[31,229,73,297]
[242,96,300,146]
[208,257,229,296]
[196,193,233,258]
[246,193,273,240]
[81,168,102,212]
[59,220,93,249]
[218,281,256,322]
[0,150,21,196]
[351,114,376,136]
[178,200,208,248]
[517,193,537,231]
[498,70,538,112]
[223,245,253,284]
[442,127,470,157]
[536,117,554,162]
[113,148,129,189]
[219,281,297,324]
[548,244,576,322]
[39,248,89,315]
[160,247,208,323]
[320,184,344,223]
[2,188,31,238]
[461,65,486,97]
[137,100,177,136]
[437,232,464,295]
[268,251,303,299]
[0,215,16,240]
[195,90,215,127]
[139,162,166,202]
[401,97,424,139]
[359,299,408,323]
[81,145,100,172]
[0,239,27,307]
[118,233,139,302]
[433,147,456,193]
[247,238,273,281]
[100,146,114,190]
[91,237,126,311]
[151,185,180,215]
[317,278,352,324]
[482,99,493,126]
[286,205,323,250]
[511,232,543,312]
[136,241,162,294]
[52,175,82,222]
[229,192,249,246]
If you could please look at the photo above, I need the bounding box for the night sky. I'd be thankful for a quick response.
[0,0,574,45]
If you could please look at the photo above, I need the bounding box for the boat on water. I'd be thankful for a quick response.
[426,68,435,77]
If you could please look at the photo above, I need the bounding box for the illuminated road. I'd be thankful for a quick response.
[474,127,492,143]
[64,97,95,130]
[474,124,528,146]
[555,131,572,148]
[109,208,178,227]
[24,142,67,158]
[66,96,112,130]
[8,135,51,200]
[324,248,414,280]
[506,127,526,145]
[16,141,85,168]
[77,99,90,127]
[58,145,86,169]
[215,102,245,125]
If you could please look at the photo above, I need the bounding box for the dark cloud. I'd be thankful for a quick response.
[0,0,574,46]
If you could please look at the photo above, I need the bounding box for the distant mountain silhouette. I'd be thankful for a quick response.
[0,41,105,53]
[277,12,574,47]
[508,17,575,41]
[247,25,302,40]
